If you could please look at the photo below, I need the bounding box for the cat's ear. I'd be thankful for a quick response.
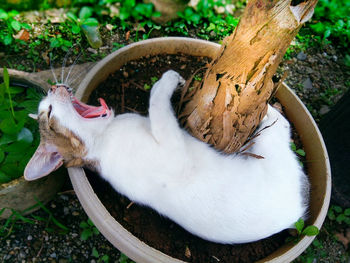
[24,143,63,181]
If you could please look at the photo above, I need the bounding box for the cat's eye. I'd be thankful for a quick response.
[48,105,52,119]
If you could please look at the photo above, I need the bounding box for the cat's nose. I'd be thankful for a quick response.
[50,85,57,93]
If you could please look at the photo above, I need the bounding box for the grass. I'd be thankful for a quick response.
[0,197,68,239]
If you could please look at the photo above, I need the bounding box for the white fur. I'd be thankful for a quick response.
[41,70,309,244]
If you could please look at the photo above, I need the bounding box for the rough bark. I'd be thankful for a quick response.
[181,0,318,153]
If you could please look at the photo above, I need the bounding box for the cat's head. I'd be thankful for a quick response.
[24,84,112,181]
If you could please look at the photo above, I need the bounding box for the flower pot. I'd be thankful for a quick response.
[69,37,331,262]
[0,69,66,219]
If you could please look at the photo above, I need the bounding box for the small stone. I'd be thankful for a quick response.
[320,105,330,115]
[50,252,57,258]
[27,235,33,241]
[51,203,56,208]
[72,211,79,216]
[185,246,191,259]
[302,77,313,91]
[332,55,338,62]
[106,24,113,31]
[322,52,328,57]
[123,71,129,78]
[87,48,98,54]
[305,67,314,74]
[60,194,69,201]
[64,207,69,215]
[209,31,217,38]
[19,250,26,258]
[297,51,307,61]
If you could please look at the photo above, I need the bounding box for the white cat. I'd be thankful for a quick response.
[24,70,309,244]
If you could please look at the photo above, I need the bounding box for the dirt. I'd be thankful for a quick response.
[86,54,292,263]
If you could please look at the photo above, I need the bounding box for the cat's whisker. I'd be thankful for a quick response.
[49,53,58,84]
[67,63,94,88]
[64,52,82,85]
[61,48,73,84]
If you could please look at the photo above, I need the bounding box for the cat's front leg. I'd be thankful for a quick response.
[149,70,185,146]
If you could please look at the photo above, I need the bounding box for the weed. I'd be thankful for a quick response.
[119,253,135,263]
[296,238,328,263]
[66,6,102,48]
[112,42,125,52]
[92,247,110,262]
[290,142,306,168]
[295,218,320,237]
[0,198,69,238]
[0,67,42,184]
[80,218,100,241]
[327,205,350,225]
[0,9,31,46]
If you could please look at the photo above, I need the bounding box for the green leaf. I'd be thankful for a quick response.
[17,128,33,144]
[327,209,336,220]
[295,218,304,234]
[344,217,350,225]
[333,205,343,213]
[67,12,78,22]
[290,142,297,151]
[8,86,24,94]
[79,6,93,20]
[119,8,131,20]
[101,254,109,262]
[344,208,350,216]
[144,84,151,90]
[92,247,99,258]
[8,10,19,18]
[3,140,31,154]
[0,9,8,20]
[72,24,81,34]
[22,23,31,30]
[10,20,21,31]
[302,225,319,236]
[296,149,306,157]
[50,38,60,48]
[0,133,17,145]
[79,221,89,228]
[336,213,346,223]
[81,228,93,240]
[323,28,331,40]
[0,171,11,184]
[19,99,40,113]
[87,218,94,226]
[0,118,19,134]
[93,227,99,235]
[0,149,4,164]
[0,163,22,179]
[3,34,13,45]
[83,18,99,27]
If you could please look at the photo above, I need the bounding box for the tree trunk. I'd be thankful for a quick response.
[181,0,318,153]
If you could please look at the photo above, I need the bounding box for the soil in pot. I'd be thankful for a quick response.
[85,54,296,263]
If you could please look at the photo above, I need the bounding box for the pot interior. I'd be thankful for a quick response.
[70,38,331,263]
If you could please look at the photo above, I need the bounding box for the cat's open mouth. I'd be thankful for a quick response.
[52,84,111,119]
[72,97,110,119]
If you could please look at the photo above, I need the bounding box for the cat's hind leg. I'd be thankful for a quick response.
[149,70,185,145]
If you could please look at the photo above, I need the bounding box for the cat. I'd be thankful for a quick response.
[24,70,309,244]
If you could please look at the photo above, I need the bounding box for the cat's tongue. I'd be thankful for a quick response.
[72,97,110,119]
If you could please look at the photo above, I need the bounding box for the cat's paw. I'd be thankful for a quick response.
[163,70,184,85]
